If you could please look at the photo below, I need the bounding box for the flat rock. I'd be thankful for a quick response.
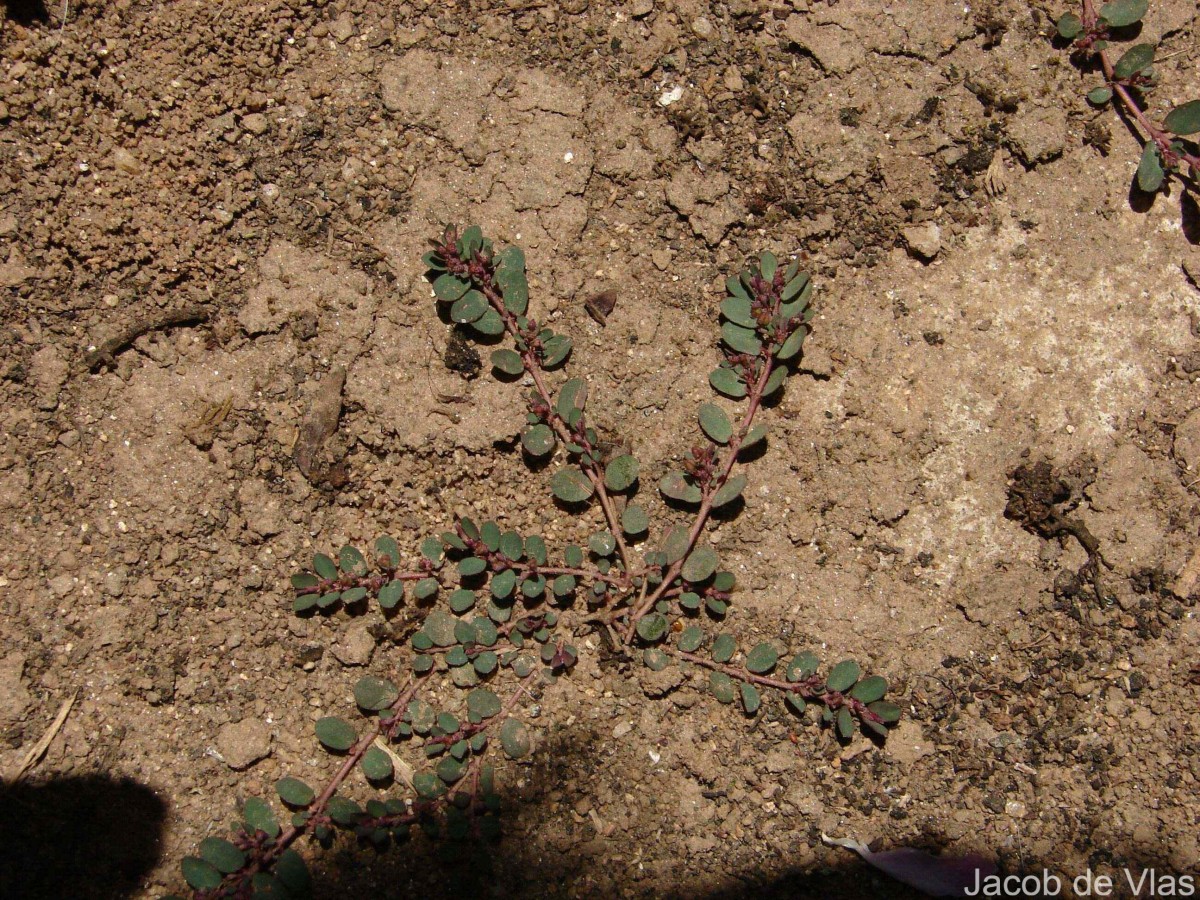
[217,718,272,770]
[332,621,375,667]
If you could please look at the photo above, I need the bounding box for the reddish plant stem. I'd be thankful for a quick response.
[444,244,634,580]
[1079,0,1200,174]
[618,288,791,642]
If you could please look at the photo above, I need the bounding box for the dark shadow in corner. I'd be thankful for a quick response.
[0,774,167,900]
[3,0,49,25]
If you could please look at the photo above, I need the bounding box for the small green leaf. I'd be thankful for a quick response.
[869,700,903,723]
[621,504,649,535]
[1055,11,1082,38]
[451,290,488,324]
[276,777,315,807]
[432,272,470,303]
[720,296,757,328]
[706,597,728,617]
[740,683,761,715]
[711,475,747,509]
[361,745,394,781]
[467,688,502,720]
[698,403,733,444]
[243,797,280,838]
[458,224,483,257]
[520,423,556,458]
[678,625,704,652]
[495,245,529,315]
[1164,99,1200,135]
[681,545,718,583]
[1086,85,1113,105]
[315,717,357,751]
[459,557,487,578]
[1113,43,1154,80]
[413,772,446,800]
[557,377,587,419]
[785,693,807,716]
[1137,141,1165,193]
[499,531,523,561]
[326,796,362,826]
[762,365,787,396]
[199,837,246,875]
[480,521,502,551]
[662,525,691,565]
[541,334,572,368]
[659,471,702,504]
[721,322,762,355]
[470,307,505,336]
[436,757,466,784]
[1099,0,1147,27]
[588,531,616,556]
[499,718,532,758]
[353,676,399,711]
[339,545,367,575]
[293,594,319,613]
[643,648,669,671]
[604,455,640,492]
[759,250,778,280]
[636,613,669,643]
[551,468,594,503]
[850,675,888,704]
[564,544,584,567]
[491,349,524,376]
[449,588,476,613]
[181,857,223,891]
[711,633,736,663]
[491,569,516,599]
[786,652,820,681]
[826,660,862,693]
[780,271,810,303]
[340,586,367,604]
[709,367,747,398]
[745,643,778,674]
[776,326,806,361]
[474,650,498,675]
[414,578,438,601]
[291,572,319,590]
[313,553,337,580]
[378,580,405,610]
[725,274,752,304]
[275,850,312,899]
[552,573,576,597]
[836,706,855,739]
[741,424,767,452]
[709,671,737,703]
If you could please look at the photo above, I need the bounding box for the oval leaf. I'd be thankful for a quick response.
[621,504,649,535]
[499,718,532,758]
[849,675,888,704]
[745,643,778,674]
[315,717,357,751]
[698,403,733,444]
[826,659,861,693]
[681,545,718,583]
[199,837,246,875]
[522,424,556,457]
[361,745,394,781]
[709,671,737,703]
[659,471,702,504]
[709,367,747,398]
[1099,0,1147,27]
[1165,99,1200,136]
[711,633,736,663]
[740,682,761,715]
[1086,85,1113,105]
[604,455,640,491]
[181,857,223,891]
[711,474,747,509]
[353,676,399,711]
[1137,141,1165,193]
[636,613,668,643]
[491,348,524,376]
[1056,11,1082,38]
[550,468,594,503]
[276,777,316,807]
[721,322,762,355]
[720,296,757,328]
[450,290,488,324]
[1112,43,1154,80]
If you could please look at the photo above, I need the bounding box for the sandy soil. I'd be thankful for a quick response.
[1,0,1199,898]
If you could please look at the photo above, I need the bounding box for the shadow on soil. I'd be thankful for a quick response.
[0,773,167,900]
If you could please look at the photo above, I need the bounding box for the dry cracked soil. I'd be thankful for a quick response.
[2,0,1200,898]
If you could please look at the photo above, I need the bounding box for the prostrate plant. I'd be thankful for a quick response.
[172,226,902,898]
[1056,0,1200,193]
